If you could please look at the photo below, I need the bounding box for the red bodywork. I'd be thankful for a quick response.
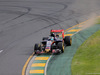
[51,29,64,38]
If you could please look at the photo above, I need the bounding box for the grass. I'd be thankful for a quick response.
[71,30,100,75]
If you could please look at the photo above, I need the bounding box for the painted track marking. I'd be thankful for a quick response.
[34,57,49,60]
[22,52,35,75]
[64,34,73,36]
[31,63,46,67]
[68,29,81,32]
[29,56,50,75]
[29,70,44,74]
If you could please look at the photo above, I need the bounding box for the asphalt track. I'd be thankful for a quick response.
[0,0,100,75]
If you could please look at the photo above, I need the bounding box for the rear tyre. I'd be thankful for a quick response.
[57,42,64,53]
[64,36,72,46]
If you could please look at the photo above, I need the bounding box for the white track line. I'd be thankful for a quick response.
[44,55,52,75]
[26,55,37,75]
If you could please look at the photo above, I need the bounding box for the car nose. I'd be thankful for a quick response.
[45,47,50,52]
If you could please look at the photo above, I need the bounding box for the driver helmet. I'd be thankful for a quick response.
[51,37,54,41]
[51,33,55,37]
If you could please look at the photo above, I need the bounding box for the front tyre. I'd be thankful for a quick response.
[34,44,41,54]
[57,42,64,53]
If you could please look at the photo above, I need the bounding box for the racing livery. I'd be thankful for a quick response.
[34,29,72,54]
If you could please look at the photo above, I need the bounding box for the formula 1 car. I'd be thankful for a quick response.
[34,29,72,54]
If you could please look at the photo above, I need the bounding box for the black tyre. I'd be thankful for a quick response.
[34,44,39,50]
[64,36,72,46]
[34,44,41,53]
[42,37,49,40]
[57,42,64,53]
[51,44,56,52]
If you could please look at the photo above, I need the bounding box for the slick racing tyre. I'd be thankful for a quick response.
[64,36,72,46]
[57,42,64,53]
[34,44,41,54]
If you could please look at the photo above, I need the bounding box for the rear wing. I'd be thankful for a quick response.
[51,29,64,38]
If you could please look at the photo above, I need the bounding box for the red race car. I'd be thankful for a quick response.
[34,29,72,54]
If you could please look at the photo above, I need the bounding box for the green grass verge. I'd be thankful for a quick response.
[71,30,100,75]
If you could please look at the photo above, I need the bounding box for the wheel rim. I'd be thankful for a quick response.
[62,43,64,52]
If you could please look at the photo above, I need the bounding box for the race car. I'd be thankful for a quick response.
[34,29,72,54]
